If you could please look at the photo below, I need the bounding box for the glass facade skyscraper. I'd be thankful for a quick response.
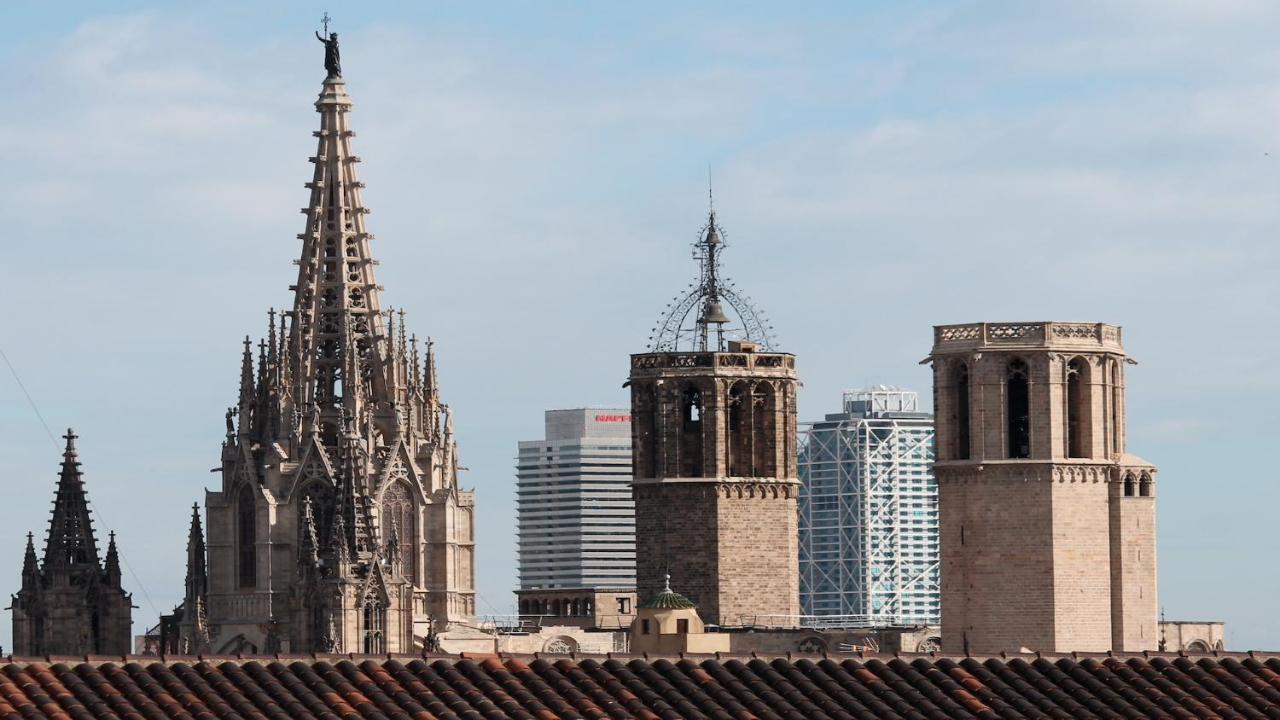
[799,389,939,625]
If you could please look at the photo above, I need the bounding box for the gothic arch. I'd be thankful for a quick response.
[1066,356,1092,458]
[380,481,417,582]
[543,636,578,654]
[678,382,706,477]
[1006,358,1031,459]
[236,487,257,589]
[727,380,751,476]
[1139,472,1153,497]
[952,360,971,460]
[1123,472,1136,498]
[752,381,777,477]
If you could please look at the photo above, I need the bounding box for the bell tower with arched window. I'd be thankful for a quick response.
[929,322,1158,654]
[630,203,800,627]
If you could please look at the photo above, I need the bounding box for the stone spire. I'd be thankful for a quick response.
[43,429,101,573]
[201,41,477,656]
[12,430,132,656]
[104,532,122,586]
[183,504,207,604]
[20,533,38,586]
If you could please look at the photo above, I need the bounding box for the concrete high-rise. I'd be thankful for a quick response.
[799,389,939,625]
[930,322,1158,654]
[516,409,636,592]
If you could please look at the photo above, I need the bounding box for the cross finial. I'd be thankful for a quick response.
[322,12,332,35]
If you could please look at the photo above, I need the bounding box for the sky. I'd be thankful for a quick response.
[1,1,1278,651]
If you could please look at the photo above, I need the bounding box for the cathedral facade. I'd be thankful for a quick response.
[182,48,476,655]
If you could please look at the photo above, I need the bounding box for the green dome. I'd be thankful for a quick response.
[639,575,696,609]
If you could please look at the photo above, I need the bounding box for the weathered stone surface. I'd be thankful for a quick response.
[931,321,1158,653]
[630,350,800,626]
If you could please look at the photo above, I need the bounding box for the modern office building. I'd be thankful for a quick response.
[798,388,939,625]
[515,409,637,629]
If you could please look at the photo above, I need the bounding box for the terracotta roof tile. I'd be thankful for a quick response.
[3,655,1280,718]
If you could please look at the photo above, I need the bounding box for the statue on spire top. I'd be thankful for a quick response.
[316,27,341,78]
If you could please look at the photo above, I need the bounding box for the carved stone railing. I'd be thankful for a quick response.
[208,593,274,622]
[631,352,795,371]
[934,322,1122,350]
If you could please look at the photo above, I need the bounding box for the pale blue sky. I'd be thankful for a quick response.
[2,2,1278,651]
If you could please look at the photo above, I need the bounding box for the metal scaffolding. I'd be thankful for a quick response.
[799,388,939,625]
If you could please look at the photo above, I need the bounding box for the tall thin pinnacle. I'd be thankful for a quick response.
[105,531,122,583]
[21,532,38,583]
[238,336,255,410]
[184,503,207,601]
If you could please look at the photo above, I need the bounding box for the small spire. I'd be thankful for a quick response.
[424,337,438,398]
[663,572,673,594]
[184,503,207,602]
[330,509,351,566]
[21,532,38,582]
[105,531,122,583]
[298,496,320,570]
[238,336,255,415]
[384,517,402,572]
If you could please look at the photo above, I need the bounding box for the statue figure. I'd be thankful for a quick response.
[316,31,342,78]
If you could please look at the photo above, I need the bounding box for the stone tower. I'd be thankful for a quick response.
[629,205,800,627]
[200,38,476,655]
[10,430,132,656]
[929,322,1157,653]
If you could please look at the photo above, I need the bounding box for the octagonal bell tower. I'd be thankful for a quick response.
[629,202,799,627]
[929,322,1158,654]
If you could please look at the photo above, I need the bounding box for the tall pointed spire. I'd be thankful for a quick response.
[184,504,207,603]
[43,429,101,571]
[202,35,478,654]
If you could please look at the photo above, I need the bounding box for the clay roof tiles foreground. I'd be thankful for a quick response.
[0,654,1279,719]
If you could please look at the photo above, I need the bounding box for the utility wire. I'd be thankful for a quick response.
[0,345,163,621]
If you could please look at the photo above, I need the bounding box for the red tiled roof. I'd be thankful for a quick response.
[0,653,1278,718]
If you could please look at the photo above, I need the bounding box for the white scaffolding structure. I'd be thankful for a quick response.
[798,388,939,625]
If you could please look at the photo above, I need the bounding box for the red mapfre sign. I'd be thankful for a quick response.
[595,414,632,423]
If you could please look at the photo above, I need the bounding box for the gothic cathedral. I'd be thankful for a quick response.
[175,44,476,655]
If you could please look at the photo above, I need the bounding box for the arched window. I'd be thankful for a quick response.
[752,382,777,477]
[638,385,659,479]
[380,482,416,583]
[237,489,256,588]
[679,384,704,477]
[361,591,385,654]
[1139,473,1152,497]
[953,362,971,460]
[1006,359,1031,459]
[1111,362,1123,454]
[1123,473,1135,497]
[727,381,750,476]
[1066,358,1090,458]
